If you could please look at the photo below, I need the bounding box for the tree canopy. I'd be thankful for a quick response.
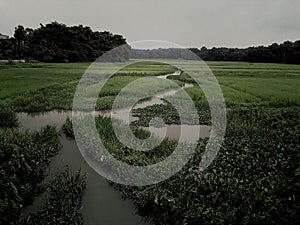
[1,22,299,64]
[0,22,130,62]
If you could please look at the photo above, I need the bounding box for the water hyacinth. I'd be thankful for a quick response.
[20,167,86,225]
[0,126,60,225]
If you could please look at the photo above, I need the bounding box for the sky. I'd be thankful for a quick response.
[0,0,299,48]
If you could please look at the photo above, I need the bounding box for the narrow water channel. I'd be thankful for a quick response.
[17,70,211,224]
[18,112,151,225]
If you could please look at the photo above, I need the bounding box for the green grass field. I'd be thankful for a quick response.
[0,61,176,111]
[167,61,300,107]
[1,61,300,112]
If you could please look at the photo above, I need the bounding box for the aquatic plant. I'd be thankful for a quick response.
[0,106,18,127]
[63,107,300,224]
[0,126,60,225]
[20,167,86,225]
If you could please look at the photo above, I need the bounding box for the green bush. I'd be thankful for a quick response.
[0,106,18,127]
[0,126,60,225]
[20,167,86,225]
[62,117,74,138]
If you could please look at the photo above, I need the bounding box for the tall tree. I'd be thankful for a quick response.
[14,25,26,59]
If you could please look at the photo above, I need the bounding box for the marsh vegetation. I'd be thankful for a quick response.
[0,61,299,224]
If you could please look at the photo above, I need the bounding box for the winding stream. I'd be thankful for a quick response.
[18,70,211,225]
[18,112,150,225]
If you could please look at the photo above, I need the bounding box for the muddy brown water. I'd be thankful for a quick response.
[18,112,151,225]
[17,71,211,224]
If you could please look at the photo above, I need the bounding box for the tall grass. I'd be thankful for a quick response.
[0,106,18,127]
[20,167,86,225]
[0,126,60,225]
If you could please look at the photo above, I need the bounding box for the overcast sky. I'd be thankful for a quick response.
[0,0,299,48]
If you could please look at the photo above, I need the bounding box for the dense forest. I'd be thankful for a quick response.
[0,22,130,62]
[131,40,300,64]
[0,22,299,64]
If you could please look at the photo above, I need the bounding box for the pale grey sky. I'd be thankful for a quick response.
[0,0,299,48]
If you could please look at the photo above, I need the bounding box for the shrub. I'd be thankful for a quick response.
[0,106,18,128]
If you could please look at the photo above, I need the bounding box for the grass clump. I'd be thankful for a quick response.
[62,117,74,138]
[0,106,18,127]
[0,126,60,225]
[20,167,86,225]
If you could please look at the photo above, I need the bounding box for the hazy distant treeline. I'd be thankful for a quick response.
[0,22,130,62]
[131,41,300,64]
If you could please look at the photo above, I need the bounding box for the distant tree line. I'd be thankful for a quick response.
[0,22,130,62]
[131,48,200,60]
[1,22,299,64]
[131,40,300,64]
